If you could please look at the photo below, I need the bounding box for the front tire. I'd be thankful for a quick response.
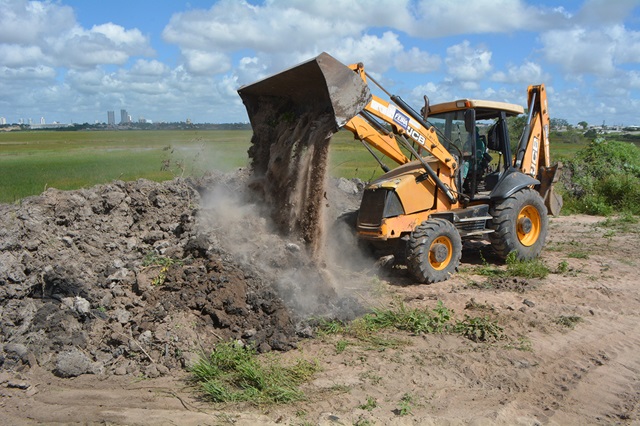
[407,218,462,284]
[489,188,548,260]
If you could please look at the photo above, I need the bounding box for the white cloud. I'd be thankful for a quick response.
[445,41,492,81]
[0,0,75,44]
[408,0,571,37]
[131,59,170,77]
[161,0,416,79]
[0,44,46,67]
[575,0,640,25]
[541,24,640,76]
[394,47,441,73]
[91,23,148,47]
[0,2,153,70]
[492,61,549,84]
[48,24,154,69]
[181,49,232,75]
[162,0,359,53]
[0,64,55,81]
[331,32,404,75]
[410,82,449,107]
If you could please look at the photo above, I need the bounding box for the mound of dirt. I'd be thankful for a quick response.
[0,174,305,378]
[0,169,369,379]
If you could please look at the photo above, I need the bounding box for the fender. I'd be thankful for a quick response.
[489,167,540,200]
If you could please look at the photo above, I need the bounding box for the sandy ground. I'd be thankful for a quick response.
[1,214,639,425]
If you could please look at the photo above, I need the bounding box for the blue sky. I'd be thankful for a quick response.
[1,0,639,126]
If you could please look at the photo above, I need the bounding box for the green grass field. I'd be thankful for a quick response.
[0,129,590,203]
[0,130,251,202]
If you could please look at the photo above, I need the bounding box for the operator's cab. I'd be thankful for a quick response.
[426,100,524,198]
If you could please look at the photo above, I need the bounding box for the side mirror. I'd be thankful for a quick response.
[464,109,476,133]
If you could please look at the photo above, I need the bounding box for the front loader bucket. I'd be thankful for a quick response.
[236,52,371,257]
[238,52,371,130]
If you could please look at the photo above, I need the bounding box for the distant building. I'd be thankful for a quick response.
[0,117,6,125]
[120,109,129,124]
[40,117,45,125]
[107,110,115,126]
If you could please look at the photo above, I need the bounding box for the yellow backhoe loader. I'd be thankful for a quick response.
[238,52,562,283]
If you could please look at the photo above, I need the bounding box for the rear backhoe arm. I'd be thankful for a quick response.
[514,84,562,216]
[516,84,550,175]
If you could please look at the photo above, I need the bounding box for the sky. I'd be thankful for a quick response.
[1,0,639,126]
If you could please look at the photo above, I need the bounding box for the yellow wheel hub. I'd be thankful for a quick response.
[429,236,453,270]
[517,205,541,246]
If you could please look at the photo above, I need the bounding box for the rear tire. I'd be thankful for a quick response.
[407,218,462,284]
[489,188,548,260]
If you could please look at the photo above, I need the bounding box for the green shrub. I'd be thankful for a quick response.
[563,138,640,215]
[454,315,504,342]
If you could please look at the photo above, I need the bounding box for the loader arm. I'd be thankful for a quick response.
[343,115,410,166]
[344,63,459,173]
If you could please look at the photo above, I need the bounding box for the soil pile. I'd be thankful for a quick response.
[0,170,367,379]
[0,174,303,378]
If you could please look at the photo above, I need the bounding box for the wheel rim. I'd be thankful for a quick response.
[517,205,541,246]
[429,236,453,270]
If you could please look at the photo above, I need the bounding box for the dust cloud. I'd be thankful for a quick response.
[196,91,378,320]
[197,168,372,323]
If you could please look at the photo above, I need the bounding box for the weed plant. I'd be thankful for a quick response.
[504,252,549,279]
[554,315,583,329]
[475,251,549,279]
[596,214,640,234]
[317,301,503,343]
[190,342,319,404]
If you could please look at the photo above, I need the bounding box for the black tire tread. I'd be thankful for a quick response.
[488,188,548,260]
[407,218,462,284]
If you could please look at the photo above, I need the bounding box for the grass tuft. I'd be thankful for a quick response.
[317,301,503,344]
[190,342,319,404]
[504,252,550,279]
[555,315,583,329]
[472,251,549,280]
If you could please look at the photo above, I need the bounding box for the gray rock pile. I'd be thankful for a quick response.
[0,174,299,378]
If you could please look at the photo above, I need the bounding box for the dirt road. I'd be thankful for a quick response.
[1,213,638,425]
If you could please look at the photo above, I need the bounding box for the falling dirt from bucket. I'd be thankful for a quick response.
[247,105,335,257]
[238,52,370,257]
